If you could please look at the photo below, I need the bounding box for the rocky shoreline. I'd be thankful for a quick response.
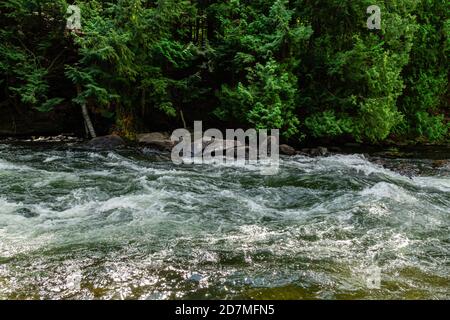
[2,132,448,158]
[1,132,448,153]
[1,133,449,178]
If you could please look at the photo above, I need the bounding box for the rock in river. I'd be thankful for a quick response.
[137,132,174,151]
[310,147,329,157]
[86,135,125,150]
[279,144,297,156]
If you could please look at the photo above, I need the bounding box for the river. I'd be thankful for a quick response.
[0,143,448,299]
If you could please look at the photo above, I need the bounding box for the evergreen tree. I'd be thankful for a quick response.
[0,0,448,143]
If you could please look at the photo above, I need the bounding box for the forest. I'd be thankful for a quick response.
[0,0,448,145]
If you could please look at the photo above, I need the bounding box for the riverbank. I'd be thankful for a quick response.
[1,135,449,179]
[1,134,449,159]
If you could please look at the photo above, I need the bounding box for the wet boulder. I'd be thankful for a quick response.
[137,132,174,151]
[300,147,329,157]
[310,147,329,157]
[279,144,297,156]
[432,160,449,168]
[86,135,125,150]
[17,208,39,218]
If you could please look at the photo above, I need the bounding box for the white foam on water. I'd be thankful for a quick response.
[0,223,55,257]
[360,182,417,203]
[366,203,391,217]
[98,192,169,219]
[43,156,63,163]
[0,159,30,171]
[0,197,20,215]
[411,176,450,193]
[32,171,80,188]
[104,154,181,176]
[287,154,394,177]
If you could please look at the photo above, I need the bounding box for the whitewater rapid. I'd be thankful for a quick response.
[0,144,448,299]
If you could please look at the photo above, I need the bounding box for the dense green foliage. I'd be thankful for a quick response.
[0,0,448,143]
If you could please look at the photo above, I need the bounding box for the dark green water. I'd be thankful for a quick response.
[0,143,448,299]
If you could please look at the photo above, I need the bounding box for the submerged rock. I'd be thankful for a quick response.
[86,135,125,150]
[279,144,297,156]
[17,208,39,218]
[310,147,329,157]
[301,147,329,157]
[137,132,174,151]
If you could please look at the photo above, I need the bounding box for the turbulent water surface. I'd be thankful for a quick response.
[0,143,449,299]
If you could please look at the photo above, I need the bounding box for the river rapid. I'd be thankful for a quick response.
[0,143,448,299]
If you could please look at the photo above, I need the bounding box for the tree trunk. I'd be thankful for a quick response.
[180,109,187,129]
[76,84,96,138]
